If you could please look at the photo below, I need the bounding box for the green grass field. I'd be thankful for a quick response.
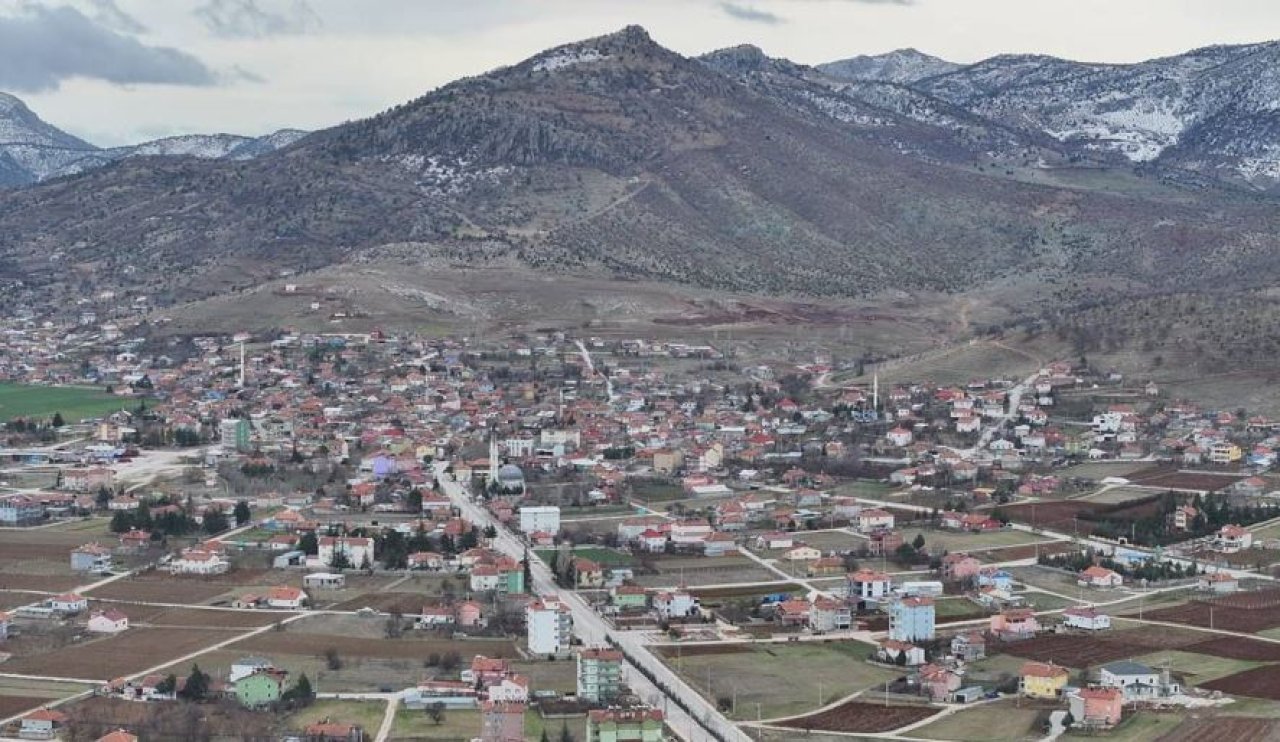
[0,382,127,423]
[1132,650,1262,686]
[915,701,1040,741]
[665,641,898,721]
[1061,711,1184,742]
[533,546,633,567]
[910,528,1062,554]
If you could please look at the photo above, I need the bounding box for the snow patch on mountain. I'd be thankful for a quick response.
[533,48,605,73]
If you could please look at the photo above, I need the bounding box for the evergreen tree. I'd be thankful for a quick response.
[51,412,65,428]
[299,531,319,555]
[179,665,210,701]
[233,500,252,527]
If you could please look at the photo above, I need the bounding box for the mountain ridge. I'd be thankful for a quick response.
[3,26,1280,333]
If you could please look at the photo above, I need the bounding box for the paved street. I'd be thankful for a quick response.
[433,462,752,742]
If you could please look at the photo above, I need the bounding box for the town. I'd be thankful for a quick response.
[3,318,1280,742]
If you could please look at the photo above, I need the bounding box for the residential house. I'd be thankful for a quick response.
[847,569,893,604]
[463,656,510,687]
[87,609,129,634]
[888,597,935,642]
[754,532,793,550]
[233,669,288,708]
[1099,661,1179,700]
[19,709,68,740]
[265,586,308,610]
[775,598,810,627]
[1020,661,1070,699]
[610,584,648,612]
[1215,524,1253,553]
[169,546,230,575]
[1172,506,1198,531]
[487,675,529,704]
[577,648,624,703]
[230,657,275,683]
[1062,607,1111,631]
[527,597,573,656]
[1198,572,1239,594]
[877,639,925,666]
[95,730,140,742]
[918,663,963,702]
[941,553,982,582]
[48,593,88,614]
[867,529,903,556]
[317,536,375,569]
[585,708,665,742]
[302,721,365,742]
[856,508,895,533]
[1067,687,1123,729]
[783,544,821,562]
[653,590,700,620]
[70,543,113,572]
[1078,566,1123,588]
[479,701,524,742]
[810,596,852,632]
[573,558,605,589]
[990,608,1039,640]
[950,632,986,661]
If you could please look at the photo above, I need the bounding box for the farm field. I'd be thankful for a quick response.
[631,556,776,588]
[1201,665,1280,701]
[0,627,242,680]
[130,606,297,629]
[774,700,938,734]
[796,530,867,552]
[1085,486,1163,505]
[993,628,1207,668]
[1131,650,1261,686]
[1057,462,1156,480]
[1007,566,1128,603]
[1124,466,1244,492]
[691,582,800,601]
[159,647,437,695]
[1161,717,1280,742]
[661,641,897,721]
[389,708,553,742]
[914,700,1041,741]
[978,541,1080,563]
[233,625,520,661]
[53,695,279,740]
[909,528,1062,554]
[0,382,127,423]
[1060,711,1184,742]
[0,696,58,721]
[533,546,633,567]
[287,700,386,736]
[1144,588,1280,633]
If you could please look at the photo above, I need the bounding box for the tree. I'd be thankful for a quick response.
[179,665,210,701]
[912,533,926,551]
[51,412,64,428]
[385,609,404,639]
[95,485,112,509]
[428,701,446,725]
[559,721,575,742]
[155,673,177,695]
[284,673,314,706]
[540,731,551,742]
[202,509,229,535]
[299,531,319,556]
[324,647,343,670]
[109,510,132,533]
[233,500,252,527]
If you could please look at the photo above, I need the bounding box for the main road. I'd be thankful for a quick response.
[432,462,752,742]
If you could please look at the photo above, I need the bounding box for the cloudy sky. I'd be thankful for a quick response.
[6,0,1280,146]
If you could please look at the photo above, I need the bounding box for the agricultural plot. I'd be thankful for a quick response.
[0,382,126,423]
[1007,566,1126,603]
[1131,650,1261,686]
[1125,466,1243,492]
[0,696,56,721]
[910,528,1062,554]
[914,700,1041,741]
[1057,462,1155,481]
[978,541,1080,563]
[994,628,1206,669]
[1060,712,1185,742]
[1162,718,1280,742]
[661,641,898,721]
[1085,486,1163,505]
[233,626,519,661]
[1145,588,1280,633]
[534,546,633,567]
[0,627,242,680]
[1202,665,1280,701]
[631,556,776,588]
[775,700,938,734]
[287,700,386,736]
[795,530,866,552]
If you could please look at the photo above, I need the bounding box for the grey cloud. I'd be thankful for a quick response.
[195,0,321,38]
[0,5,216,92]
[720,2,786,24]
[86,0,145,33]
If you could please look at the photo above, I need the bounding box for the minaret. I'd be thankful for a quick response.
[872,372,879,414]
[489,433,500,483]
[238,342,246,388]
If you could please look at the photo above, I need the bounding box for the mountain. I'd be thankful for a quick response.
[0,92,308,185]
[4,26,1280,332]
[817,49,960,84]
[911,42,1280,186]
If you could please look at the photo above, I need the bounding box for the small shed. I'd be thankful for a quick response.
[951,686,985,704]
